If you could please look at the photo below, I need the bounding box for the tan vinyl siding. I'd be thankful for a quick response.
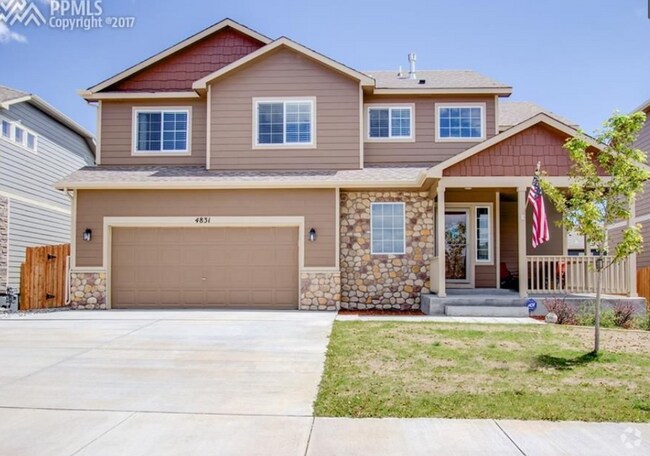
[75,188,336,268]
[208,47,361,170]
[99,99,207,165]
[363,95,497,166]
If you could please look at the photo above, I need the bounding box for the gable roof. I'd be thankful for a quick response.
[366,70,512,95]
[427,113,601,178]
[499,101,577,131]
[192,37,375,91]
[0,86,28,104]
[86,18,271,94]
[0,85,95,155]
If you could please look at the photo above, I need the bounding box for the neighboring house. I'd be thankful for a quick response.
[0,86,95,301]
[58,18,636,312]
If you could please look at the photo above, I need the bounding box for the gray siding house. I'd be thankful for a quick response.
[0,86,95,298]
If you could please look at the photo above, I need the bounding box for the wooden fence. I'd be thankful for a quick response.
[20,244,70,310]
[638,266,650,310]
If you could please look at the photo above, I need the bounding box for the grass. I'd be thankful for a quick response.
[314,322,650,422]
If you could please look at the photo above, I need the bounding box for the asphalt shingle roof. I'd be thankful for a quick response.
[498,101,577,130]
[365,70,511,91]
[0,85,28,104]
[56,165,429,188]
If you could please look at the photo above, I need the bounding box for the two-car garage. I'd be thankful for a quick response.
[110,226,299,309]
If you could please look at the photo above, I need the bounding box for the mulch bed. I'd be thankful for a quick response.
[338,309,425,316]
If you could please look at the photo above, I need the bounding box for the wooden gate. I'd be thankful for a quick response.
[19,244,70,310]
[638,266,650,311]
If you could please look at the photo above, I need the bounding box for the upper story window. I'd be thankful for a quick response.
[0,118,38,153]
[366,105,414,141]
[254,98,315,147]
[133,108,190,155]
[436,103,486,142]
[1,120,10,139]
[14,126,24,144]
[371,202,406,255]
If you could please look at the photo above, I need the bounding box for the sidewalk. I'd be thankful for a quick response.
[337,314,543,324]
[306,418,650,456]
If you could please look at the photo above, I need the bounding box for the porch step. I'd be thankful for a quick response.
[421,292,529,317]
[445,305,529,317]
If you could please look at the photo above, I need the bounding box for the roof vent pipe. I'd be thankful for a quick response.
[408,53,417,80]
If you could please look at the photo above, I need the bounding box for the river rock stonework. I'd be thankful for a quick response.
[340,191,433,310]
[0,196,7,291]
[70,271,107,309]
[300,272,340,311]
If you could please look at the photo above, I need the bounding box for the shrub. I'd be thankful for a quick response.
[576,302,595,326]
[600,310,616,328]
[544,297,577,325]
[612,302,637,329]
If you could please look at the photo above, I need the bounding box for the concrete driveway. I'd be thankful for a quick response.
[0,310,335,455]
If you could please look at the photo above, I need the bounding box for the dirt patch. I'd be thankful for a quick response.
[559,326,650,354]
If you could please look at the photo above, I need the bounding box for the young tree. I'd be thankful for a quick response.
[540,112,649,354]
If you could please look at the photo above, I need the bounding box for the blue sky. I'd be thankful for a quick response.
[1,0,649,134]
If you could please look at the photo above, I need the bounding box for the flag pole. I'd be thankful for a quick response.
[525,162,542,208]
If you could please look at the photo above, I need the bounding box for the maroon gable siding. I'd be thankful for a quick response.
[104,27,264,92]
[444,125,577,177]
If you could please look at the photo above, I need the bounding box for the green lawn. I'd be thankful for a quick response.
[314,322,650,422]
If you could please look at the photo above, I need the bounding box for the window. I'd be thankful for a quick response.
[14,126,24,144]
[26,132,36,151]
[1,120,10,139]
[475,206,491,262]
[371,202,405,255]
[134,109,189,153]
[0,119,38,152]
[367,106,413,140]
[255,99,314,146]
[437,104,485,141]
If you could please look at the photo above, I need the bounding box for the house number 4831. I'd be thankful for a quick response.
[194,217,211,224]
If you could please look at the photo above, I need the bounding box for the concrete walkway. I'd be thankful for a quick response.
[337,314,543,324]
[0,310,646,455]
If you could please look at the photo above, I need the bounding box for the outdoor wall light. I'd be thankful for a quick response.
[83,228,92,242]
[309,228,317,242]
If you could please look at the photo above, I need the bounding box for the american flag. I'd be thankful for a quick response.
[528,175,550,248]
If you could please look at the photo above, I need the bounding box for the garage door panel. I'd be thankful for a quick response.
[111,227,298,309]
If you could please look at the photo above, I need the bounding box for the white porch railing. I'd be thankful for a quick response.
[527,255,629,295]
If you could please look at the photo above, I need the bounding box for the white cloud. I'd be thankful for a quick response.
[0,21,27,44]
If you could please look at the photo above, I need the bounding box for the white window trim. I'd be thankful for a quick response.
[0,116,38,153]
[131,107,192,156]
[435,102,487,143]
[364,104,415,142]
[370,202,406,255]
[252,97,317,149]
[475,205,493,264]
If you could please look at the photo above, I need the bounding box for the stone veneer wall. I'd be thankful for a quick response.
[70,271,107,309]
[0,196,7,291]
[300,272,340,311]
[340,191,433,310]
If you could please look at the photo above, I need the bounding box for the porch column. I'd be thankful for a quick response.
[436,183,446,298]
[517,187,528,298]
[627,200,638,297]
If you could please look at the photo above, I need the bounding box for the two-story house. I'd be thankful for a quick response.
[58,18,639,312]
[0,86,95,304]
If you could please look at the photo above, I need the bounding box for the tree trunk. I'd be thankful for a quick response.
[594,257,603,354]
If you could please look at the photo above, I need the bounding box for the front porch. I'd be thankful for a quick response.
[425,180,640,315]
